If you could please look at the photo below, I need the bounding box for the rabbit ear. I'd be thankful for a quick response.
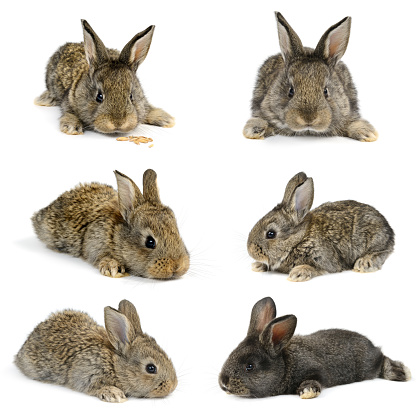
[247,297,277,337]
[281,173,314,222]
[275,12,304,61]
[119,25,155,72]
[260,314,297,355]
[118,300,143,337]
[315,17,351,65]
[81,20,109,68]
[104,306,136,353]
[114,170,145,222]
[142,169,161,204]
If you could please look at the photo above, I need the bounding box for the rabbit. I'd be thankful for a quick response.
[31,169,189,279]
[219,297,411,399]
[35,20,175,135]
[15,299,178,402]
[247,172,394,282]
[243,12,377,142]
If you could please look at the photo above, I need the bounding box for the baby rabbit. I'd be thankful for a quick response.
[32,169,189,279]
[243,13,377,141]
[15,300,178,402]
[248,172,394,281]
[35,20,175,135]
[219,297,411,399]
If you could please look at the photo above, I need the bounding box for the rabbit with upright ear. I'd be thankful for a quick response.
[247,172,394,281]
[15,300,178,402]
[219,297,410,399]
[32,169,189,279]
[243,13,377,141]
[35,20,174,135]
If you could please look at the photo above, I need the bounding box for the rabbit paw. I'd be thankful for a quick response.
[297,381,321,399]
[353,255,381,273]
[96,386,127,403]
[288,265,317,282]
[145,108,175,128]
[252,261,268,272]
[347,119,378,142]
[34,90,59,107]
[60,113,84,135]
[99,257,129,278]
[243,117,268,140]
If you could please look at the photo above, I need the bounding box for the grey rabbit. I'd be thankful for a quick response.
[243,12,377,141]
[219,297,411,399]
[15,300,178,402]
[248,172,394,281]
[35,20,174,134]
[32,169,189,279]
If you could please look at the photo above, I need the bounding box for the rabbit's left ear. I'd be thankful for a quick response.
[260,314,297,355]
[315,17,351,65]
[275,12,304,61]
[81,20,109,68]
[119,25,155,72]
[247,297,277,337]
[142,169,161,204]
[104,306,136,353]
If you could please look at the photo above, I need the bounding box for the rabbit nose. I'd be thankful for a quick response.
[219,374,230,389]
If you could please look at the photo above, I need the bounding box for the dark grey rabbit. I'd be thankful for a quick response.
[243,12,377,141]
[219,297,411,399]
[248,172,394,281]
[35,20,174,134]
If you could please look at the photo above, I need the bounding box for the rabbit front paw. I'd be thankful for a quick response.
[60,113,84,135]
[243,117,269,140]
[96,386,127,403]
[145,108,175,128]
[297,380,321,399]
[98,257,129,278]
[346,119,378,142]
[288,265,319,282]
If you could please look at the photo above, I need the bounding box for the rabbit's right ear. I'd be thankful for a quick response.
[81,20,109,69]
[260,314,297,355]
[275,12,304,61]
[247,297,277,337]
[281,172,314,222]
[104,306,136,353]
[118,300,143,337]
[114,171,145,222]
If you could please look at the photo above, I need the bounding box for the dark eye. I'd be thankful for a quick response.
[129,93,133,101]
[324,87,329,98]
[96,91,104,103]
[146,364,157,374]
[288,86,294,98]
[145,236,156,249]
[245,363,255,372]
[266,230,276,239]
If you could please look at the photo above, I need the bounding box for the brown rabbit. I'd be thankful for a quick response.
[243,13,377,141]
[32,169,189,279]
[248,172,394,281]
[35,20,175,134]
[15,300,178,402]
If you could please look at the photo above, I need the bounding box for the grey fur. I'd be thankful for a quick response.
[32,169,189,279]
[248,172,394,281]
[243,13,378,141]
[219,297,411,399]
[35,20,175,134]
[15,300,178,402]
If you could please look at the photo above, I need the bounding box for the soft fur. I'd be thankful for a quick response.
[32,169,189,279]
[219,297,411,399]
[35,20,175,134]
[243,12,377,141]
[15,300,178,402]
[248,172,394,281]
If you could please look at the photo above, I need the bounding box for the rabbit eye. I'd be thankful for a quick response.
[266,230,276,239]
[145,236,156,249]
[288,87,295,98]
[96,91,104,103]
[146,364,157,374]
[245,363,255,372]
[324,87,329,98]
[129,93,133,101]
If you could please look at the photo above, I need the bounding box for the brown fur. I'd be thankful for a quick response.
[32,170,189,279]
[243,13,377,141]
[35,20,174,134]
[247,172,394,281]
[15,300,177,402]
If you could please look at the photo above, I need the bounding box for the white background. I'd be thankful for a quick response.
[1,0,415,415]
